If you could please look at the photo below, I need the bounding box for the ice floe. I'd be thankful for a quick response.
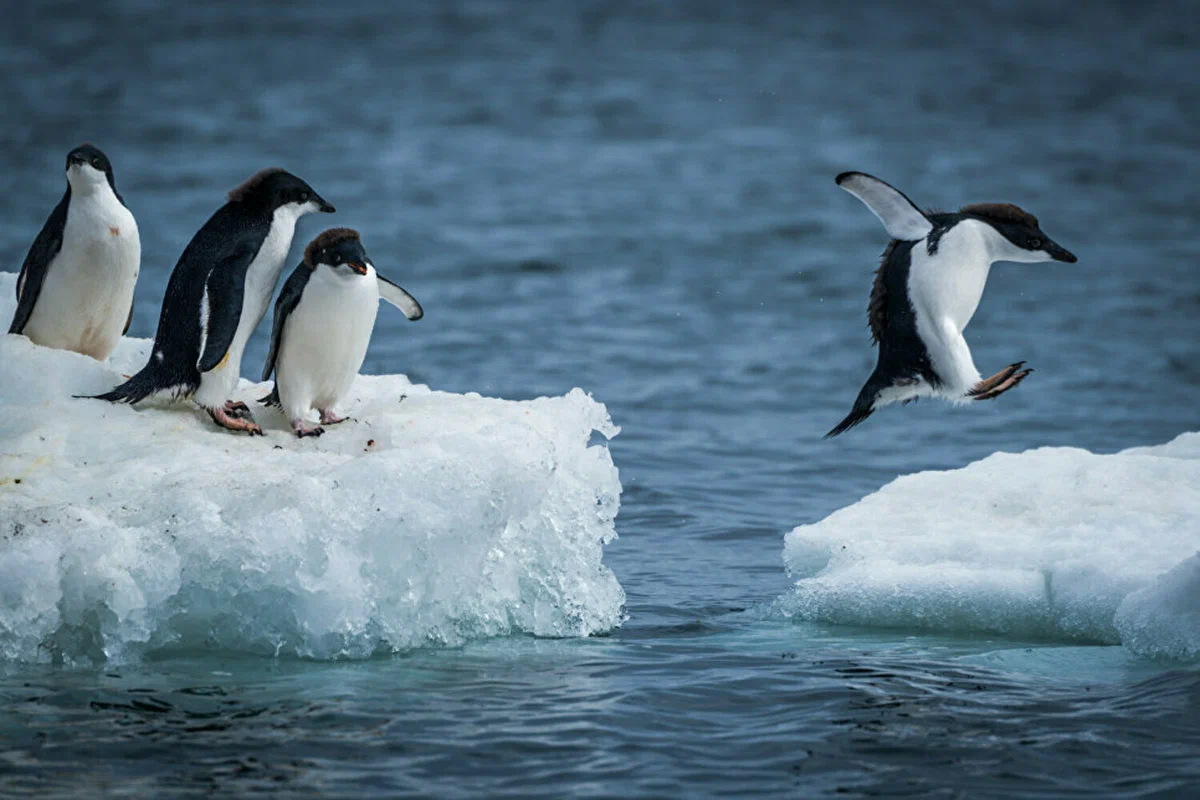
[0,273,624,663]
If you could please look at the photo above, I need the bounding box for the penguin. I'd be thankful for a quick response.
[9,143,140,360]
[826,171,1078,438]
[258,228,423,437]
[88,168,334,435]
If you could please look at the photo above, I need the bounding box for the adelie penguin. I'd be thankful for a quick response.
[259,228,423,438]
[826,171,1077,438]
[88,168,334,435]
[9,144,140,360]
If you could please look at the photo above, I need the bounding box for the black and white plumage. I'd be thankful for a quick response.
[88,168,334,435]
[258,228,422,437]
[9,144,140,360]
[826,171,1078,438]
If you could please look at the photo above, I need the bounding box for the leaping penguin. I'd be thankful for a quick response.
[9,144,140,360]
[88,168,334,435]
[826,171,1078,438]
[259,228,423,437]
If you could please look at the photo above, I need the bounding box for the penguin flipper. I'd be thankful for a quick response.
[378,274,423,321]
[261,263,311,382]
[9,192,68,335]
[197,245,254,373]
[835,172,933,242]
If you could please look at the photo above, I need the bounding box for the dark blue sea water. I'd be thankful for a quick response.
[2,0,1199,796]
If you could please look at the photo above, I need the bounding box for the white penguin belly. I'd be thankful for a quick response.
[23,193,140,361]
[193,207,301,409]
[275,268,379,420]
[908,221,993,395]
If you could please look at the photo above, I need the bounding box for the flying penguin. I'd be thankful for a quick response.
[9,144,140,360]
[87,168,334,434]
[826,171,1077,438]
[258,228,423,437]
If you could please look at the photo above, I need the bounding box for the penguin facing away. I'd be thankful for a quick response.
[826,171,1078,438]
[88,168,334,435]
[259,228,423,438]
[9,143,140,360]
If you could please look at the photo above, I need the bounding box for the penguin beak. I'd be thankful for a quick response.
[1045,240,1077,263]
[347,262,368,275]
[315,195,336,213]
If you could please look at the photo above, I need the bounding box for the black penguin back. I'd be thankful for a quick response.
[89,201,273,403]
[826,239,940,438]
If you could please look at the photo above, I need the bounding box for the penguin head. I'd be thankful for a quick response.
[65,143,116,193]
[228,168,336,216]
[305,228,373,279]
[960,203,1077,264]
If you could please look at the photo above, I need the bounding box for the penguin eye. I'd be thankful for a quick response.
[1029,237,1043,249]
[332,254,342,264]
[299,191,310,203]
[91,157,102,169]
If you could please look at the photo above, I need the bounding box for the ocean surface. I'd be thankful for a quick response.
[1,0,1199,797]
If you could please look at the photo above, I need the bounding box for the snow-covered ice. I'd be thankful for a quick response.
[780,434,1200,659]
[0,273,624,663]
[1115,553,1200,661]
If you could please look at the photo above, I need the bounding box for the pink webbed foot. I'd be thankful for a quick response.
[224,400,253,419]
[292,418,325,438]
[318,409,349,425]
[209,405,264,436]
[968,362,1033,401]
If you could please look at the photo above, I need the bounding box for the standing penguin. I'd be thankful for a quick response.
[826,171,1077,438]
[9,144,140,360]
[89,168,334,435]
[259,228,423,437]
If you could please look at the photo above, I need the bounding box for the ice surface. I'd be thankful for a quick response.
[0,273,624,663]
[1115,553,1200,661]
[780,434,1200,660]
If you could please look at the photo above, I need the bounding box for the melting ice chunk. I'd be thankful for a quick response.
[0,273,624,663]
[780,433,1200,659]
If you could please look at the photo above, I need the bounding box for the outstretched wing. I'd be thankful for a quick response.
[835,172,933,241]
[378,273,423,320]
[197,242,257,373]
[261,264,311,381]
[9,191,69,334]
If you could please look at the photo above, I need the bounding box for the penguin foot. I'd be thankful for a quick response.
[209,405,264,436]
[318,409,349,425]
[968,362,1033,401]
[224,400,253,419]
[292,419,325,438]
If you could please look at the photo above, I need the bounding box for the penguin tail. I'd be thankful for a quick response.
[825,402,874,439]
[79,362,168,405]
[824,379,881,439]
[258,387,281,409]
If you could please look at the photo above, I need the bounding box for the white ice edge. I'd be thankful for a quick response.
[780,432,1200,661]
[0,273,625,663]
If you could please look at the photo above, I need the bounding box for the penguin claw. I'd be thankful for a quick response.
[968,362,1027,398]
[224,400,253,419]
[290,417,324,438]
[209,405,264,435]
[318,410,349,425]
[970,367,1033,401]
